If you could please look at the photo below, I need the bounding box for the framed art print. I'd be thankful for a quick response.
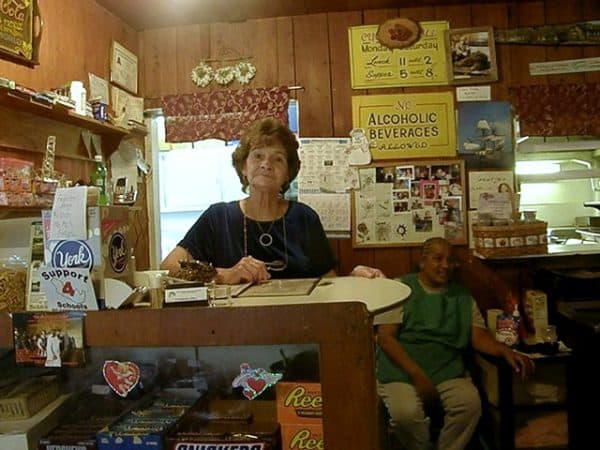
[110,41,138,94]
[445,27,498,85]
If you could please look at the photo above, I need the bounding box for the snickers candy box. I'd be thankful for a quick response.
[165,399,279,450]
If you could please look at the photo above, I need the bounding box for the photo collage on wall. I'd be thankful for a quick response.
[353,160,466,247]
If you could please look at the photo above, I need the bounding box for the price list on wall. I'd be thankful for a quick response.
[348,21,449,89]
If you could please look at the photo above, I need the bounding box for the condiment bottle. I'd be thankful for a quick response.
[90,155,108,205]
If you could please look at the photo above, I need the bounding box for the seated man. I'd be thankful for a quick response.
[375,237,533,450]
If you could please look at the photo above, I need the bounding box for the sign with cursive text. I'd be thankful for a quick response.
[348,21,449,89]
[352,92,456,160]
[0,0,40,65]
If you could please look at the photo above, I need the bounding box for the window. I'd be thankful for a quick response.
[153,100,298,261]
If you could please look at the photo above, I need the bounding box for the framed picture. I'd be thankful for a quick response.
[457,101,514,170]
[0,0,41,67]
[445,26,497,85]
[110,41,138,94]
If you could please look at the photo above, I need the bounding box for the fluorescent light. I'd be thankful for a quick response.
[515,161,560,175]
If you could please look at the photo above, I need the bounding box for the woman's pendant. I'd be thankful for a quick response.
[259,233,273,247]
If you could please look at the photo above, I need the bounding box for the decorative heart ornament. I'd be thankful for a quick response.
[232,363,282,400]
[103,360,140,397]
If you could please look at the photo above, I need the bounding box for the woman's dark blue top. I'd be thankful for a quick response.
[178,201,336,278]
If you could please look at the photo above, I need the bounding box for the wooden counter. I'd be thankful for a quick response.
[1,302,380,448]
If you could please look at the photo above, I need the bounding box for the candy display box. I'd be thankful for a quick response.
[0,394,71,450]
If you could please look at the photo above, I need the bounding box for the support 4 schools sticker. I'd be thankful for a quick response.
[39,266,98,311]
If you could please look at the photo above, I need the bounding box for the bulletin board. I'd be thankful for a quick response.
[352,159,467,247]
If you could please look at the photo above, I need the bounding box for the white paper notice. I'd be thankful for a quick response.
[456,86,491,102]
[49,187,88,240]
[299,193,351,231]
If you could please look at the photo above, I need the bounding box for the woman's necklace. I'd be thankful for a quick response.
[255,220,276,247]
[243,213,288,271]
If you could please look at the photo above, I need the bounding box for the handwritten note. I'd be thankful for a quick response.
[468,170,514,209]
[49,187,88,240]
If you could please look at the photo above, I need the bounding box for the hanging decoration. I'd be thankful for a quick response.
[190,62,213,87]
[234,61,257,85]
[190,59,256,87]
[214,66,236,85]
[376,17,421,50]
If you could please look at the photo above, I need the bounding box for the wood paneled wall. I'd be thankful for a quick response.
[0,0,149,266]
[0,0,138,178]
[139,0,600,309]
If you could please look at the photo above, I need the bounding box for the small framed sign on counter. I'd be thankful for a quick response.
[110,40,138,95]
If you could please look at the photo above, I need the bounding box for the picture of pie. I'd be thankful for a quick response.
[376,17,421,49]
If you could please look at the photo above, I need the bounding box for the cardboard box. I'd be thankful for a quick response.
[0,394,71,450]
[280,423,324,450]
[96,392,198,450]
[38,390,142,450]
[42,206,133,305]
[276,382,322,424]
[165,399,279,450]
[523,289,549,344]
[475,354,567,407]
[43,206,132,280]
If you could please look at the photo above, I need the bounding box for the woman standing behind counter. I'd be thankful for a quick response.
[160,118,337,284]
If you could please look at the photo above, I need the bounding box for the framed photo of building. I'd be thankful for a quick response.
[445,26,498,85]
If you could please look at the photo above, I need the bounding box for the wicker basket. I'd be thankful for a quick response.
[472,221,548,258]
[0,375,59,420]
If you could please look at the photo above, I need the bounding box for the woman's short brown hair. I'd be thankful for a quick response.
[232,117,300,193]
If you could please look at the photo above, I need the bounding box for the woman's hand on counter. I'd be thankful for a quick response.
[215,256,271,285]
[350,265,386,279]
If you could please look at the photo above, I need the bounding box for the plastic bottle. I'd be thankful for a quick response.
[511,304,521,347]
[90,155,108,206]
[495,304,521,348]
[70,81,86,116]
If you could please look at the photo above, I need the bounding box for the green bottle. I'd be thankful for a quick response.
[91,155,108,206]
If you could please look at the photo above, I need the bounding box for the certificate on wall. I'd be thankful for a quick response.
[348,21,449,89]
[111,85,144,126]
[110,40,138,94]
[352,92,456,160]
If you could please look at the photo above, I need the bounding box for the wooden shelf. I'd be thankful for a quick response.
[0,206,44,219]
[0,89,129,139]
[0,302,379,449]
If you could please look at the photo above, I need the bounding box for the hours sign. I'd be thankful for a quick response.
[348,21,449,89]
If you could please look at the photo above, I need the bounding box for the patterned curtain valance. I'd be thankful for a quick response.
[161,86,290,143]
[509,83,600,137]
